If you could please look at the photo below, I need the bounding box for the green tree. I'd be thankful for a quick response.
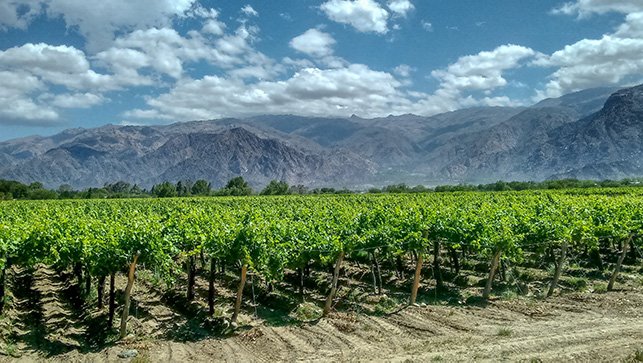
[151,181,178,198]
[218,176,252,196]
[58,184,75,199]
[28,182,44,190]
[191,179,212,196]
[261,180,289,195]
[176,180,193,197]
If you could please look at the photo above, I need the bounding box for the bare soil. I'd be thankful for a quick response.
[1,264,642,362]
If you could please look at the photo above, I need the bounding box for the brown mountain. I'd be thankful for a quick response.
[0,85,640,188]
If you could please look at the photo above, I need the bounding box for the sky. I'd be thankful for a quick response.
[0,0,642,141]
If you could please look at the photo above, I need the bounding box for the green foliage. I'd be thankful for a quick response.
[292,302,322,321]
[261,180,290,195]
[217,176,252,196]
[151,182,177,198]
[191,179,212,196]
[0,186,641,338]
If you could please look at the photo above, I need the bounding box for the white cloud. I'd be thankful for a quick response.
[553,0,643,17]
[185,5,226,36]
[202,19,226,36]
[96,24,276,81]
[46,92,105,108]
[0,0,197,52]
[390,44,537,115]
[0,0,43,30]
[0,43,146,125]
[421,20,433,32]
[48,0,196,52]
[393,64,414,77]
[534,11,643,99]
[0,43,119,91]
[241,5,259,17]
[0,70,59,125]
[615,11,643,37]
[186,4,219,19]
[387,0,414,17]
[121,38,539,122]
[321,0,389,34]
[432,44,536,93]
[290,29,336,58]
[124,64,414,120]
[534,36,643,99]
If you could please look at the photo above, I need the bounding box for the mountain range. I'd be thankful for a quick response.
[0,84,641,189]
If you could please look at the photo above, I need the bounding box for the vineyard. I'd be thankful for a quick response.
[0,189,642,360]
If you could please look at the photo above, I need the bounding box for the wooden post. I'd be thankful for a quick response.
[410,251,423,305]
[97,275,106,310]
[483,249,502,299]
[84,267,91,296]
[396,255,405,280]
[187,255,196,301]
[370,253,378,294]
[120,254,139,339]
[231,264,248,323]
[608,235,632,291]
[547,241,568,297]
[323,251,345,316]
[298,267,305,301]
[433,240,443,289]
[208,258,216,316]
[108,272,116,327]
[0,264,6,314]
[373,250,382,295]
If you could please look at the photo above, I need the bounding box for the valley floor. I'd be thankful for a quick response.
[4,288,642,362]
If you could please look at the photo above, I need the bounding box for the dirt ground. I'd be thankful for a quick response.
[1,261,642,363]
[4,289,642,362]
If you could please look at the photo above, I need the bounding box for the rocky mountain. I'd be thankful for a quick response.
[0,84,640,189]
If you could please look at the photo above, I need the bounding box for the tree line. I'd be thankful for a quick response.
[1,177,642,200]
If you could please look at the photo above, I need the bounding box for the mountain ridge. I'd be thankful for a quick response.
[0,85,640,189]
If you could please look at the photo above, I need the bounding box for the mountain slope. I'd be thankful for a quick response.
[0,125,375,188]
[0,85,640,188]
[536,84,643,179]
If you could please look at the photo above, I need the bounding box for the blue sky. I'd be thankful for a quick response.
[0,0,642,140]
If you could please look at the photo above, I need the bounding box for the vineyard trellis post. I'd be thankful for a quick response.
[607,234,632,291]
[547,241,568,298]
[120,253,140,338]
[324,250,345,316]
[483,249,502,299]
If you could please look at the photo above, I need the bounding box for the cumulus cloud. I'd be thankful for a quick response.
[534,36,643,99]
[387,0,414,17]
[241,5,259,17]
[384,45,537,115]
[202,19,226,36]
[615,11,643,37]
[320,0,389,33]
[0,70,59,125]
[393,64,414,77]
[95,24,278,81]
[553,0,643,17]
[290,29,336,58]
[0,43,146,125]
[124,64,414,120]
[0,0,197,52]
[46,92,105,108]
[432,44,536,93]
[534,10,643,99]
[0,0,43,30]
[394,45,537,114]
[0,43,120,91]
